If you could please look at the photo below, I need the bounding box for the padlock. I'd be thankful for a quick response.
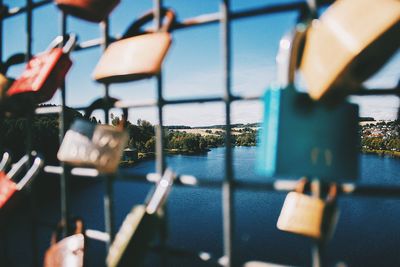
[6,34,77,104]
[300,0,400,101]
[44,218,85,267]
[0,53,26,104]
[107,168,175,267]
[57,97,129,174]
[256,23,359,181]
[0,73,12,102]
[0,154,43,209]
[93,8,175,84]
[55,0,120,23]
[276,178,338,240]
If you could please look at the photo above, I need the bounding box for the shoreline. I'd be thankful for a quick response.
[119,149,211,168]
[119,152,155,168]
[165,148,211,155]
[361,149,400,159]
[120,146,400,168]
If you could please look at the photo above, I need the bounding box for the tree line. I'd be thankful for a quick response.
[4,108,395,164]
[0,109,258,164]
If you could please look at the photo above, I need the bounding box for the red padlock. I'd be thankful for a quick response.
[55,0,120,23]
[7,34,77,104]
[0,154,43,209]
[0,173,17,208]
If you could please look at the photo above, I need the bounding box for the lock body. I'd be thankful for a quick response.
[56,0,120,23]
[0,173,17,208]
[93,33,172,83]
[57,119,128,173]
[93,9,175,84]
[44,234,85,267]
[44,218,85,267]
[7,48,72,103]
[257,85,359,181]
[107,169,174,267]
[277,191,324,239]
[107,205,160,267]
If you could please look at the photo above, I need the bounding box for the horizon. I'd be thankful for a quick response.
[3,0,399,126]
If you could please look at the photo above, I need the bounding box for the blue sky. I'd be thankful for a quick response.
[3,0,399,126]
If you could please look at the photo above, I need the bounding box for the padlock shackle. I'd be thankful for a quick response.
[0,4,8,19]
[315,181,338,202]
[294,177,308,193]
[295,177,338,202]
[7,154,30,179]
[276,23,308,88]
[6,153,43,186]
[16,156,43,190]
[326,183,337,202]
[0,152,11,173]
[122,8,176,39]
[145,168,175,215]
[306,0,317,17]
[294,177,338,202]
[46,33,78,54]
[84,97,128,129]
[0,53,26,75]
[50,217,84,245]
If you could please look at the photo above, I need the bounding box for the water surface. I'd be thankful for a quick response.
[2,147,400,267]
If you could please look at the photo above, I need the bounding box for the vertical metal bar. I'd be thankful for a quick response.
[154,0,165,175]
[25,0,34,160]
[311,179,323,267]
[25,2,39,265]
[153,1,168,266]
[397,81,400,120]
[221,1,234,266]
[26,0,33,59]
[0,0,3,62]
[25,0,33,157]
[100,18,115,247]
[0,0,3,152]
[59,11,70,236]
[103,174,114,247]
[311,242,323,267]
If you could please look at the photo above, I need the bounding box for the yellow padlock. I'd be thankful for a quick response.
[277,178,338,239]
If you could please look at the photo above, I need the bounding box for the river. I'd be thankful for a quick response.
[2,147,400,267]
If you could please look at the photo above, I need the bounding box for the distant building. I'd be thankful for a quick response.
[123,148,138,161]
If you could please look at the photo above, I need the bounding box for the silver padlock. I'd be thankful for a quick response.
[57,97,129,174]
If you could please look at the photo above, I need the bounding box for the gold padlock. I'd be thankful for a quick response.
[300,0,400,101]
[277,178,338,239]
[0,73,13,102]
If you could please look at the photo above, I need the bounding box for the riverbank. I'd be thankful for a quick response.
[165,148,211,155]
[120,146,399,169]
[119,148,211,167]
[362,148,400,159]
[119,152,155,168]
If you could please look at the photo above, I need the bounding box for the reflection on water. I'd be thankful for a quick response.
[118,147,400,266]
[2,147,399,267]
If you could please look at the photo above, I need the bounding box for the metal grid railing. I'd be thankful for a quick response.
[0,1,399,267]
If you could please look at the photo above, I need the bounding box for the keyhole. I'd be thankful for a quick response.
[311,148,319,165]
[325,149,333,166]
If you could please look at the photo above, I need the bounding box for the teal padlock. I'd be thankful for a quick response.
[257,24,359,181]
